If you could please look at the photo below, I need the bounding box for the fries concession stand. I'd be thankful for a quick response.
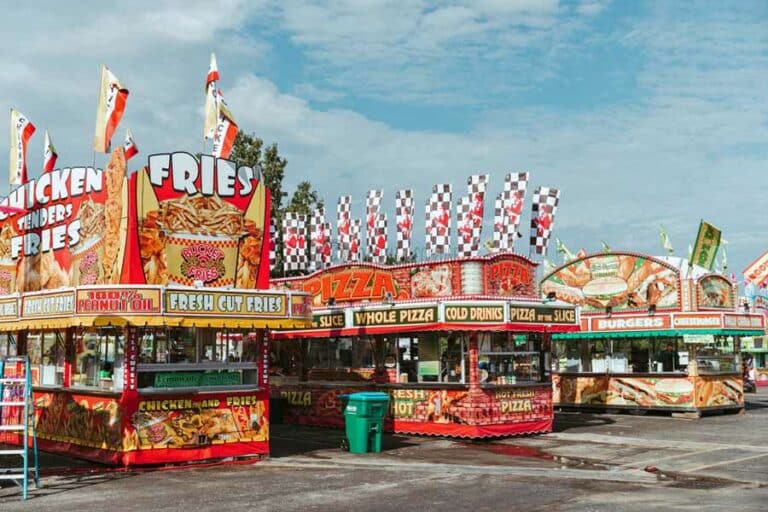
[270,254,579,438]
[0,149,310,465]
[541,252,765,415]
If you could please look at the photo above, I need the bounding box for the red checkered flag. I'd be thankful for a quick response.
[269,217,277,272]
[458,174,488,257]
[337,196,352,261]
[395,189,414,261]
[428,183,452,256]
[366,189,382,260]
[349,219,362,262]
[529,186,560,257]
[493,172,528,251]
[311,207,332,270]
[282,213,308,272]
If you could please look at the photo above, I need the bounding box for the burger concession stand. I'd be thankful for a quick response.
[541,252,766,416]
[0,149,310,465]
[270,253,579,438]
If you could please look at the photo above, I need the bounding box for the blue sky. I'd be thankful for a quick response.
[1,0,767,278]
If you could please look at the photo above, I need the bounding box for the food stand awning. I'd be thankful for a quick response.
[554,329,764,339]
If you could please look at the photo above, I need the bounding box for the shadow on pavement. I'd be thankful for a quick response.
[552,411,617,432]
[269,424,419,458]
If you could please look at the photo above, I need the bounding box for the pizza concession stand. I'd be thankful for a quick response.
[270,253,579,438]
[541,252,766,416]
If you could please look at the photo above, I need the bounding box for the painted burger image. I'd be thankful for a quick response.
[654,379,694,406]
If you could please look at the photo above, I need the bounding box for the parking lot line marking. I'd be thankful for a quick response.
[619,447,725,468]
[683,452,768,473]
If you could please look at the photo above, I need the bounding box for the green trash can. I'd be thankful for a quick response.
[343,392,390,454]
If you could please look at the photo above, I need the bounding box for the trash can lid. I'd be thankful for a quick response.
[348,392,390,402]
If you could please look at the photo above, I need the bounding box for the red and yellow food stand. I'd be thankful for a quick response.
[270,253,579,438]
[541,252,766,415]
[0,149,310,465]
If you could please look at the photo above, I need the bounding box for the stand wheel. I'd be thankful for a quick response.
[340,438,349,451]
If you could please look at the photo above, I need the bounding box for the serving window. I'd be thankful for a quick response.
[694,335,740,375]
[27,331,66,387]
[73,327,125,391]
[478,332,544,385]
[136,327,261,390]
[553,337,690,374]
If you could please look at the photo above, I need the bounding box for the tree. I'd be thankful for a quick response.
[230,132,287,222]
[231,132,322,277]
[287,181,324,215]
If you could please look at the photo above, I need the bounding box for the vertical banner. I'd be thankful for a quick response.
[93,65,129,153]
[395,189,414,262]
[212,91,238,160]
[349,219,362,262]
[9,109,36,186]
[529,186,560,257]
[311,207,331,270]
[428,184,452,256]
[337,196,352,262]
[268,217,277,273]
[424,199,432,259]
[494,172,528,251]
[365,190,382,261]
[43,129,58,173]
[282,213,307,272]
[203,53,220,140]
[457,196,473,257]
[690,220,722,271]
[370,213,387,264]
[457,174,488,257]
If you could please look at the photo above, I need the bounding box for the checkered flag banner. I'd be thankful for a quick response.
[337,196,352,261]
[395,189,414,261]
[458,174,488,257]
[424,198,432,258]
[529,185,561,257]
[428,183,452,256]
[282,213,308,271]
[369,213,388,264]
[494,172,529,251]
[457,196,474,257]
[311,207,332,270]
[269,217,277,272]
[366,189,383,259]
[349,219,362,262]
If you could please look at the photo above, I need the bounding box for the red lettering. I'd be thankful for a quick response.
[335,272,352,301]
[351,270,370,300]
[371,272,395,299]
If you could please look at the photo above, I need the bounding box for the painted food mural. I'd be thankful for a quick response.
[697,275,734,309]
[542,254,679,311]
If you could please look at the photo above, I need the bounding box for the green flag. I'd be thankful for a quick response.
[660,225,674,255]
[690,220,721,271]
[555,238,574,263]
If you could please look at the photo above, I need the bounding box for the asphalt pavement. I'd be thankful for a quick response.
[4,389,768,511]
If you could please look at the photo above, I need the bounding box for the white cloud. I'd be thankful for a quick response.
[0,1,766,274]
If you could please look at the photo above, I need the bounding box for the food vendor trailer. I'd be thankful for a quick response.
[270,253,580,438]
[0,148,311,464]
[0,287,309,465]
[541,252,766,416]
